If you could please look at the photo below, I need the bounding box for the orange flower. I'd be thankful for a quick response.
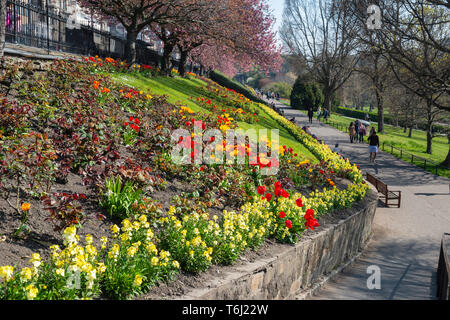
[93,81,100,90]
[21,203,31,211]
[101,87,110,93]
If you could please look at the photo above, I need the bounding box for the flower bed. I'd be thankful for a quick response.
[0,56,368,300]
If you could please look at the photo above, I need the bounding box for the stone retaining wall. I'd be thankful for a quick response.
[180,186,378,300]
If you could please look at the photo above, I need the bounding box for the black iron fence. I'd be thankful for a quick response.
[4,0,175,67]
[437,233,450,300]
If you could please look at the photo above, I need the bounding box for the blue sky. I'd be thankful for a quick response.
[267,0,285,39]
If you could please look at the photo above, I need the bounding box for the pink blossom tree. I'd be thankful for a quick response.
[77,0,206,65]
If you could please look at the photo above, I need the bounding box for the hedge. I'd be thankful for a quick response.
[335,106,449,134]
[209,70,265,104]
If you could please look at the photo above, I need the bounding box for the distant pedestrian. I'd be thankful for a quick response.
[307,108,314,124]
[332,143,342,157]
[348,122,356,143]
[323,109,329,122]
[359,123,366,143]
[368,129,380,163]
[317,106,322,122]
[354,120,360,143]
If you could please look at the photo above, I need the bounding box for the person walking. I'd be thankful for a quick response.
[348,122,356,143]
[317,106,322,122]
[359,122,366,143]
[368,128,380,163]
[354,119,360,143]
[323,109,329,122]
[307,108,314,124]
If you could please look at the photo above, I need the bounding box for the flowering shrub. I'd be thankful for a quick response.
[257,102,364,183]
[103,216,179,299]
[158,208,214,273]
[0,227,104,300]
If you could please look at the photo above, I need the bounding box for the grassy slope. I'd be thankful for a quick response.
[112,73,318,162]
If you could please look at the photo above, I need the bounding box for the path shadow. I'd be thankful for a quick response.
[309,237,441,300]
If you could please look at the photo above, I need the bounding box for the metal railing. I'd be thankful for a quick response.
[3,0,187,68]
[437,233,450,300]
[380,142,445,175]
[326,120,448,176]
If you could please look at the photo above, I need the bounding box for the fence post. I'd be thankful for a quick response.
[13,1,16,43]
[46,0,50,54]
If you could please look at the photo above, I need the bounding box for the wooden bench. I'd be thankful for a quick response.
[366,172,401,208]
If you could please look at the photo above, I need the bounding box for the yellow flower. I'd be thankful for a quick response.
[110,224,120,234]
[151,257,159,266]
[1,265,15,282]
[30,253,41,269]
[100,237,108,249]
[85,234,93,245]
[25,284,38,300]
[21,203,31,211]
[20,267,33,281]
[55,268,65,277]
[134,274,143,287]
[120,233,129,242]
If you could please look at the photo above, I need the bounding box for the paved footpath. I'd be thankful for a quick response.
[267,99,450,300]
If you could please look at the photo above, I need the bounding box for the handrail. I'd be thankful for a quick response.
[437,233,450,300]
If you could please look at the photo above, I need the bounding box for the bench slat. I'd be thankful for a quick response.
[366,172,401,208]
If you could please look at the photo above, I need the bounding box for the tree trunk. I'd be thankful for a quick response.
[442,143,450,169]
[376,89,384,133]
[125,30,138,65]
[426,124,433,155]
[425,100,434,155]
[178,50,188,77]
[0,0,6,59]
[408,126,412,138]
[322,87,332,113]
[161,42,175,76]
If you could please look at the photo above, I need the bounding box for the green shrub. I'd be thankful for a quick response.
[290,77,323,111]
[209,70,265,103]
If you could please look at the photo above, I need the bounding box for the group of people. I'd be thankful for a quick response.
[262,91,280,101]
[307,107,329,123]
[347,120,380,163]
[348,119,366,144]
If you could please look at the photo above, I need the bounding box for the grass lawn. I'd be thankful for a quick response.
[281,99,449,177]
[325,112,450,178]
[111,73,318,163]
